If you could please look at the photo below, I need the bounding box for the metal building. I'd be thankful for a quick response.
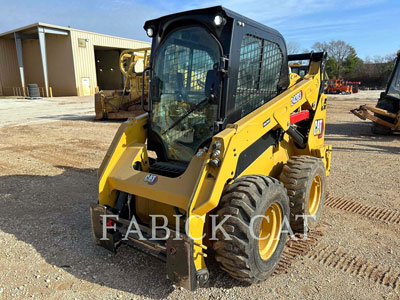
[0,23,149,97]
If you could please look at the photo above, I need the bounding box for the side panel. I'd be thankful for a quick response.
[98,114,148,206]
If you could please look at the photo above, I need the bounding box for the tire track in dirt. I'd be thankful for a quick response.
[325,194,400,225]
[274,192,400,279]
[274,230,324,275]
[307,245,400,291]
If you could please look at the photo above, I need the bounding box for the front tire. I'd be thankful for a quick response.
[213,175,290,283]
[280,156,326,233]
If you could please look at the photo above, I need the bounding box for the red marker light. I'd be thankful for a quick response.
[106,218,115,227]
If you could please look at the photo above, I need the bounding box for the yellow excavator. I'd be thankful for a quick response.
[94,47,151,120]
[351,50,400,134]
[90,6,331,290]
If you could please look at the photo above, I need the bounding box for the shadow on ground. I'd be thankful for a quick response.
[0,166,249,298]
[0,166,173,299]
[326,121,398,141]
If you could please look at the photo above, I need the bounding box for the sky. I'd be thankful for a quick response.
[0,0,399,59]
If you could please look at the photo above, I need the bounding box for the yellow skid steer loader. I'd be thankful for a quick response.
[90,6,332,290]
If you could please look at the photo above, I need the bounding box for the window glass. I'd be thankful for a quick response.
[387,62,400,99]
[151,27,220,161]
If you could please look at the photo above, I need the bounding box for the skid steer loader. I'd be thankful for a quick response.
[94,47,150,120]
[90,6,332,290]
[351,50,400,134]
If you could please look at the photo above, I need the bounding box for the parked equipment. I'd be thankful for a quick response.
[326,78,352,94]
[90,6,332,290]
[289,63,309,78]
[94,47,151,120]
[351,51,400,134]
[345,81,361,93]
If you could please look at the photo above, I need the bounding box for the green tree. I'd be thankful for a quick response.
[325,57,337,79]
[343,46,362,78]
[312,40,356,78]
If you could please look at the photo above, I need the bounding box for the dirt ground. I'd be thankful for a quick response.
[0,91,399,300]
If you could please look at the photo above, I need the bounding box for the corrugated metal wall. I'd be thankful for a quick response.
[0,38,20,96]
[69,30,149,96]
[47,34,76,96]
[22,39,45,88]
[0,26,149,97]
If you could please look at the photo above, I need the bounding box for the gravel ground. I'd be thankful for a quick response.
[0,91,399,300]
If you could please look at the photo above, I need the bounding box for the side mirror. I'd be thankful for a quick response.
[205,69,219,104]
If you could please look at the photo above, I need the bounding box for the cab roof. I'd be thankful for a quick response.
[144,6,285,42]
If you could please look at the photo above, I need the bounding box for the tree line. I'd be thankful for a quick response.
[287,40,396,89]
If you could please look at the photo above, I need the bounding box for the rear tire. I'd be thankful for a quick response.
[280,156,326,233]
[213,175,289,283]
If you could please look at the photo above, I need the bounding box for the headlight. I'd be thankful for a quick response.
[214,15,224,26]
[146,28,154,37]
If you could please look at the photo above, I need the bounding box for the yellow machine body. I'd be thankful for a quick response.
[97,57,331,271]
[90,6,332,290]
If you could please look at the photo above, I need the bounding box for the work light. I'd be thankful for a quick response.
[146,28,154,37]
[214,15,224,26]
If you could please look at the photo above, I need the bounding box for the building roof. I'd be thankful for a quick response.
[0,22,148,44]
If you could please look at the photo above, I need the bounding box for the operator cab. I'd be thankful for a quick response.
[386,54,400,100]
[377,52,400,114]
[143,6,289,175]
[290,64,309,78]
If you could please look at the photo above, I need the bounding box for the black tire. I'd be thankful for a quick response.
[213,175,290,283]
[280,156,326,233]
[27,83,40,98]
[372,98,396,135]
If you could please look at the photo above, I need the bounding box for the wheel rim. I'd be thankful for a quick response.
[309,175,322,216]
[258,203,283,261]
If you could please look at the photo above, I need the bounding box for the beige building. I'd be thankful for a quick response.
[0,23,149,97]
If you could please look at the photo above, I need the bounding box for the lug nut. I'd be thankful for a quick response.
[209,158,220,167]
[212,150,221,157]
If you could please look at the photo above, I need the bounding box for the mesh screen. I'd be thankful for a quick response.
[235,35,283,117]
